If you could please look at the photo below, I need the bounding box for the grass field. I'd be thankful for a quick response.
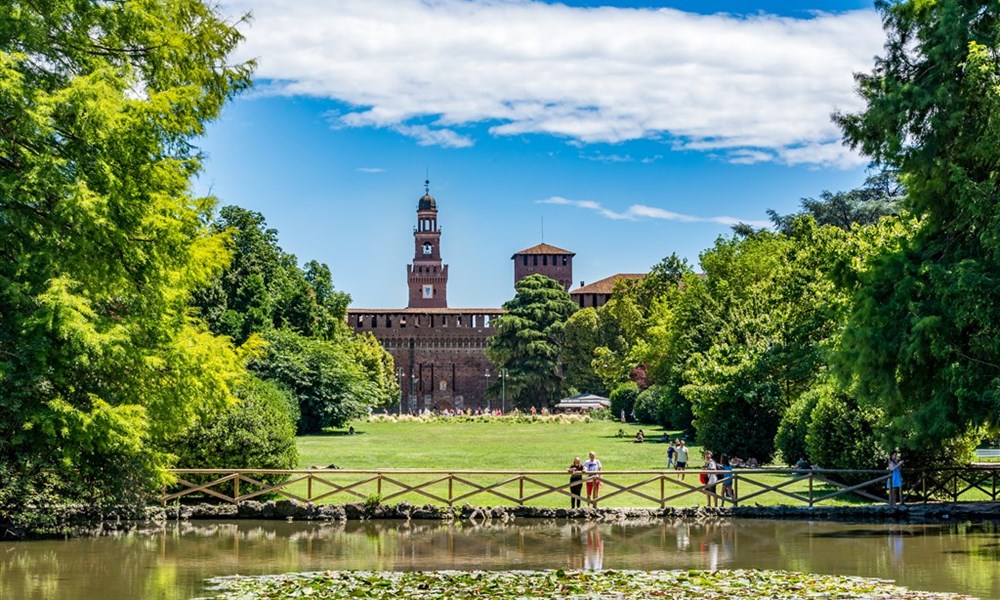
[281,418,890,509]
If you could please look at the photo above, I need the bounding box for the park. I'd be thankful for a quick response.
[3,0,1000,599]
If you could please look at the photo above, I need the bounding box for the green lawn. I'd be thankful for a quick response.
[280,418,886,509]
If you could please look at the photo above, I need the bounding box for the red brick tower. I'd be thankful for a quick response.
[512,243,575,292]
[407,180,449,308]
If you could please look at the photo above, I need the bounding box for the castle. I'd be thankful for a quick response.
[347,182,626,411]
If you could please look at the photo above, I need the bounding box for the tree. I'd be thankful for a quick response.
[487,274,578,409]
[769,169,903,233]
[173,377,299,494]
[250,329,382,434]
[0,0,252,528]
[562,308,605,395]
[832,0,1000,450]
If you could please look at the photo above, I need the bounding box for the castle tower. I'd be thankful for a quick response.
[407,180,449,308]
[511,243,575,292]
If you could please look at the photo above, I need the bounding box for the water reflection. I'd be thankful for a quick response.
[0,518,997,600]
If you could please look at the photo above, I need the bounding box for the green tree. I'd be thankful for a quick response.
[0,0,252,529]
[562,308,605,395]
[487,274,578,409]
[173,377,299,494]
[833,0,1000,450]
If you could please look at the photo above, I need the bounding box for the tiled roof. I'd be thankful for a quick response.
[347,308,506,314]
[569,273,645,295]
[511,242,576,258]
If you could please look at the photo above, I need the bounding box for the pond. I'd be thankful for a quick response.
[1,518,997,599]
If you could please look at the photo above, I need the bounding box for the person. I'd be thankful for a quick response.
[666,441,676,468]
[795,457,811,472]
[583,451,602,506]
[675,439,689,479]
[702,451,719,507]
[634,429,644,443]
[616,428,625,438]
[567,456,585,508]
[887,451,904,506]
[720,454,735,503]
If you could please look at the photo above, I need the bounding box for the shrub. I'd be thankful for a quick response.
[610,382,640,422]
[634,385,666,424]
[805,388,882,471]
[172,377,299,497]
[774,387,822,466]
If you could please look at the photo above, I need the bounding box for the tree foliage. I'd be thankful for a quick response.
[0,0,253,522]
[487,274,578,409]
[833,0,1000,449]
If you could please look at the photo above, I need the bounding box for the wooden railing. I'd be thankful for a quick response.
[160,466,1000,508]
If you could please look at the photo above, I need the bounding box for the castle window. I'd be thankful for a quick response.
[522,255,528,266]
[370,315,377,327]
[562,255,568,266]
[533,256,538,266]
[543,255,548,266]
[386,316,393,327]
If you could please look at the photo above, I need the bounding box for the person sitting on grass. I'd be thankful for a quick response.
[634,429,645,443]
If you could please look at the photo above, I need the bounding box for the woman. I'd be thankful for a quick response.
[703,451,719,507]
[567,456,585,508]
[887,451,904,506]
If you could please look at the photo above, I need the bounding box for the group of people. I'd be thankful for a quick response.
[567,452,603,508]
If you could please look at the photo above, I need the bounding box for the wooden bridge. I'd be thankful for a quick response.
[160,466,1000,508]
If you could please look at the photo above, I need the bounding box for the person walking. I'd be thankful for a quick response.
[567,456,585,508]
[675,440,689,480]
[887,451,904,506]
[667,441,676,468]
[583,451,602,506]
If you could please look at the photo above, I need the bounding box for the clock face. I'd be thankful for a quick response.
[422,285,433,298]
[423,243,432,255]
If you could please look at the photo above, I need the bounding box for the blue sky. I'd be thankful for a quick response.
[198,0,882,309]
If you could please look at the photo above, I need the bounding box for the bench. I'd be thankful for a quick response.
[974,448,1000,458]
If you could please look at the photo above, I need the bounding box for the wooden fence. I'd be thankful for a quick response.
[160,466,1000,508]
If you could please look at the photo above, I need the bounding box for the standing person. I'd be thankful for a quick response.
[583,451,602,506]
[666,441,676,468]
[887,451,904,506]
[567,456,585,508]
[675,440,689,479]
[703,451,719,507]
[720,454,735,503]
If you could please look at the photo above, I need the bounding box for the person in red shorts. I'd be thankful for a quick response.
[583,451,602,506]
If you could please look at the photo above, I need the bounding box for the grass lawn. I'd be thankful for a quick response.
[282,418,884,509]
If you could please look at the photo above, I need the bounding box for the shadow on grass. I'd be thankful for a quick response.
[315,429,366,437]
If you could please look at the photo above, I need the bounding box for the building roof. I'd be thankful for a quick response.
[555,393,612,410]
[347,308,506,314]
[569,273,645,295]
[511,242,576,258]
[417,193,437,211]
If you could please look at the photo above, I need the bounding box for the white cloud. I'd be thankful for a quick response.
[356,167,386,174]
[537,196,771,227]
[224,0,884,165]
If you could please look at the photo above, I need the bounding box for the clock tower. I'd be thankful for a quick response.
[407,180,449,308]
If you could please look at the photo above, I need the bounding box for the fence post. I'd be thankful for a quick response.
[808,473,814,507]
[519,474,525,506]
[377,474,382,496]
[733,474,739,507]
[233,473,240,505]
[448,475,453,506]
[660,475,665,509]
[308,474,313,502]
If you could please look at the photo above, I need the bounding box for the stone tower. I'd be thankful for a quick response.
[407,181,449,308]
[511,243,575,292]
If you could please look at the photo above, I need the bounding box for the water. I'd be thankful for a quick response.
[1,518,998,600]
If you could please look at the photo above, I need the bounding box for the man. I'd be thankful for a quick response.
[666,441,676,468]
[583,451,602,506]
[675,439,689,480]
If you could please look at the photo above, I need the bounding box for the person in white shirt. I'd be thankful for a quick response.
[583,451,602,506]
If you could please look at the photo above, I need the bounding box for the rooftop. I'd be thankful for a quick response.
[511,242,576,258]
[570,273,645,295]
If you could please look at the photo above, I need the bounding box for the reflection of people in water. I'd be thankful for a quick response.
[584,526,604,571]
